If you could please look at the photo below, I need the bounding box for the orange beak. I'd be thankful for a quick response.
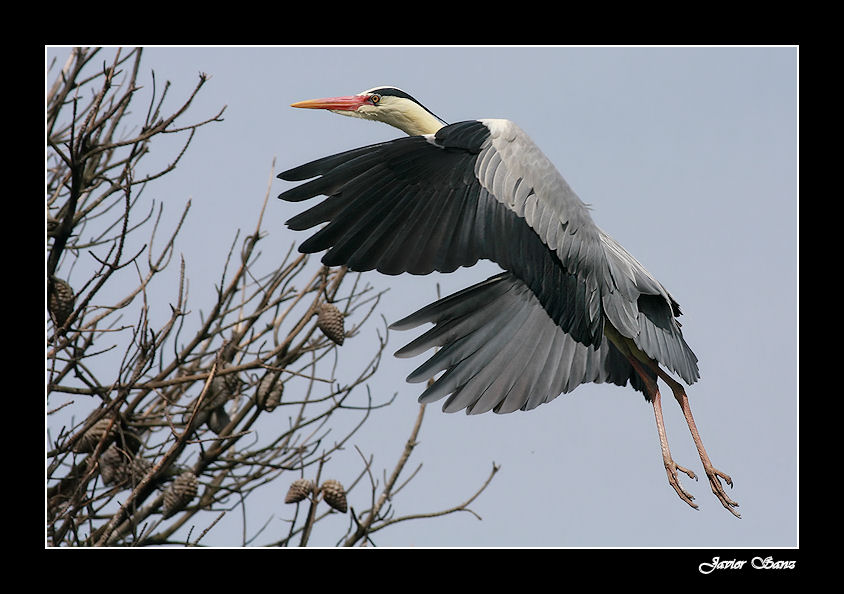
[290,95,369,112]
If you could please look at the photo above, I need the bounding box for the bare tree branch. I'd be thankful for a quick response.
[46,47,498,548]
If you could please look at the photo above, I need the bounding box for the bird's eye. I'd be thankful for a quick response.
[369,94,381,105]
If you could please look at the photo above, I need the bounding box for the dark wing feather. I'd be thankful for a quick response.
[278,120,605,347]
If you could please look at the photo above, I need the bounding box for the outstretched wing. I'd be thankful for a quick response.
[279,119,607,348]
[278,118,699,403]
[390,272,653,414]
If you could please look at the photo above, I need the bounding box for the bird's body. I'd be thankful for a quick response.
[278,86,739,516]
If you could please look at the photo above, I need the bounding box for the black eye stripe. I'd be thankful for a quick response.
[364,87,447,126]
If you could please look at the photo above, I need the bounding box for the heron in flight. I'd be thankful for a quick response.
[277,86,739,517]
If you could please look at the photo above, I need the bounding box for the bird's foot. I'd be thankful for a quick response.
[703,464,741,518]
[663,458,699,510]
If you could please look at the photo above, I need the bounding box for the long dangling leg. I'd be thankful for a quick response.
[627,356,698,510]
[649,365,741,518]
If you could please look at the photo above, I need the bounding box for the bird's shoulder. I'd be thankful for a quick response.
[430,119,521,149]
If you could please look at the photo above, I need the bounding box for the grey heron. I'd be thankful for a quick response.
[277,86,739,517]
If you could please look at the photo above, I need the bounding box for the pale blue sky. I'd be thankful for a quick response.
[47,46,797,548]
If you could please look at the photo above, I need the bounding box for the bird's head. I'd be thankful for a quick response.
[290,86,447,137]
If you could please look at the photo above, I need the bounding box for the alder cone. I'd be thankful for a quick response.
[285,478,314,504]
[256,373,284,412]
[163,471,199,517]
[49,277,75,327]
[73,417,118,453]
[320,479,348,513]
[316,303,345,345]
[99,445,151,487]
